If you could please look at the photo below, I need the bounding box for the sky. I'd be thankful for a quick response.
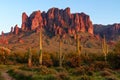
[0,0,120,33]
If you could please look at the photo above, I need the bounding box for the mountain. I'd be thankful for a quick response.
[0,7,107,53]
[94,23,120,41]
[13,7,93,35]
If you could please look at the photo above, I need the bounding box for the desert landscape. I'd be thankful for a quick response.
[0,1,120,80]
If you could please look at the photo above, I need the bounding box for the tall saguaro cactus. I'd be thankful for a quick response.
[102,35,108,62]
[76,33,81,56]
[39,28,43,65]
[59,39,62,67]
[28,47,32,67]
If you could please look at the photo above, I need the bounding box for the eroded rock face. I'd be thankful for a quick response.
[0,31,8,44]
[29,10,43,30]
[21,12,29,31]
[20,7,93,35]
[14,25,20,35]
[94,23,120,40]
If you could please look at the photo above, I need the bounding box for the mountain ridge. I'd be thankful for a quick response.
[0,7,119,53]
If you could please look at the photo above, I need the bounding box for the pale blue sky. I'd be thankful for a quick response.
[0,0,120,33]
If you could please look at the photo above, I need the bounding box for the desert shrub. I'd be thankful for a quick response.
[8,69,33,80]
[80,53,95,65]
[42,53,53,67]
[19,65,57,75]
[37,66,57,75]
[72,65,93,76]
[55,72,71,80]
[55,67,67,73]
[100,70,112,77]
[11,52,28,64]
[107,52,120,69]
[32,75,44,80]
[0,51,12,64]
[43,75,57,80]
[31,66,56,75]
[65,53,81,68]
[50,52,59,67]
[105,76,118,80]
[91,61,109,71]
[77,75,92,80]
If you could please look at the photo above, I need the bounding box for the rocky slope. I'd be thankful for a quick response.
[3,7,120,53]
[94,23,120,41]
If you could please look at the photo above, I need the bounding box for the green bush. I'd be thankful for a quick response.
[37,66,57,75]
[107,52,120,69]
[100,70,112,77]
[55,67,67,73]
[72,65,93,76]
[77,75,92,80]
[42,53,53,67]
[50,52,59,67]
[55,72,71,80]
[65,53,81,68]
[92,61,109,71]
[8,69,33,80]
[43,75,57,80]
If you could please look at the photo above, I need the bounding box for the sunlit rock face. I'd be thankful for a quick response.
[18,7,93,35]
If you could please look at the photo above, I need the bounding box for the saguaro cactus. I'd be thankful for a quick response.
[39,28,43,65]
[76,33,82,56]
[102,35,108,62]
[28,47,32,67]
[59,39,62,67]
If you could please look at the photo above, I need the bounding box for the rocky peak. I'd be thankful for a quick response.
[29,10,43,30]
[14,24,20,35]
[21,12,28,31]
[19,7,94,36]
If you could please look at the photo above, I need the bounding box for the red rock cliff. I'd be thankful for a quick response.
[21,7,93,35]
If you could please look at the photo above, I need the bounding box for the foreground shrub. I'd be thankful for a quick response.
[65,53,81,68]
[91,61,109,71]
[19,65,57,75]
[105,76,118,80]
[72,65,93,76]
[8,69,33,80]
[55,67,67,73]
[42,53,53,67]
[55,72,71,80]
[37,66,57,75]
[100,70,112,77]
[43,75,57,80]
[107,52,120,69]
[77,75,92,80]
[50,52,59,67]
